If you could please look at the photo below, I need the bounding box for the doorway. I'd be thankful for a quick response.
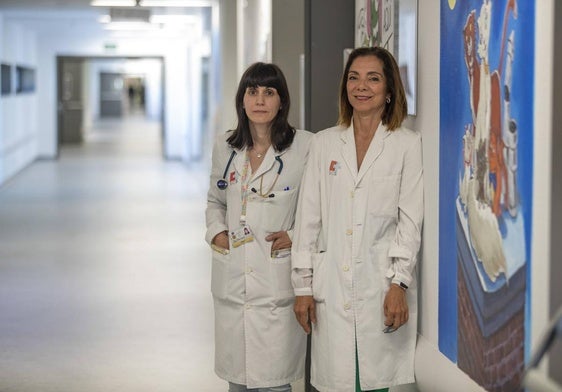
[57,56,165,157]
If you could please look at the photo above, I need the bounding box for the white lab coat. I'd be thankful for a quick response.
[205,129,311,388]
[292,122,423,392]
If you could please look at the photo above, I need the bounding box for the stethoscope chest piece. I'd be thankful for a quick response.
[217,179,228,190]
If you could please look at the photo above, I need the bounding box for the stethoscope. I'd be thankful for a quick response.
[216,150,284,198]
[216,150,237,190]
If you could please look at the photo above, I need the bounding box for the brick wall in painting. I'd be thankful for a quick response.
[457,265,525,392]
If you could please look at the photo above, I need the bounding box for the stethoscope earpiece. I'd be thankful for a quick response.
[251,187,275,198]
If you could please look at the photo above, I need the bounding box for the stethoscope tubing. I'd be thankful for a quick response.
[216,150,283,190]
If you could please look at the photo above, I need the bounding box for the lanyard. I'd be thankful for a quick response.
[239,150,252,225]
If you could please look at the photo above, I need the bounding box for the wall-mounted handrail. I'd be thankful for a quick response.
[522,306,562,391]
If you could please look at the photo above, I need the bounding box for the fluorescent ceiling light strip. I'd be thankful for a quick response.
[104,21,159,30]
[150,14,196,23]
[141,0,212,7]
[91,0,136,6]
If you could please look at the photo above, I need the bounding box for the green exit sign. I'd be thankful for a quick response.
[104,43,117,51]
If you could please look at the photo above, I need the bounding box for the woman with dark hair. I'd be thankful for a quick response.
[292,47,424,392]
[206,62,311,392]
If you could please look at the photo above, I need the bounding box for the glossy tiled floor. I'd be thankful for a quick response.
[0,116,298,391]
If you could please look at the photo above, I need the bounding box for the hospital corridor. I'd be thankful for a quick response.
[1,0,562,391]
[0,116,226,391]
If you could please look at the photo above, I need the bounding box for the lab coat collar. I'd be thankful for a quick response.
[339,121,390,185]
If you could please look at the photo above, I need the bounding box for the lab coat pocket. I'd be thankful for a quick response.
[366,243,391,310]
[261,188,298,232]
[361,244,390,334]
[372,242,392,284]
[311,252,327,302]
[367,175,401,216]
[267,241,293,300]
[211,249,231,299]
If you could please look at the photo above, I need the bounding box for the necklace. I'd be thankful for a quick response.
[252,147,268,159]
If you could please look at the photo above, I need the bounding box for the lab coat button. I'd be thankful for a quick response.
[346,229,353,235]
[343,265,350,272]
[246,267,253,273]
[344,303,351,310]
[245,304,251,310]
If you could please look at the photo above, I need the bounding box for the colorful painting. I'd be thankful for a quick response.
[355,0,396,52]
[439,0,534,391]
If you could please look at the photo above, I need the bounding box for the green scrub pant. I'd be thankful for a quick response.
[355,347,389,392]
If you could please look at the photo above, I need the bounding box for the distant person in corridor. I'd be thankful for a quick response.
[205,62,311,392]
[291,47,424,392]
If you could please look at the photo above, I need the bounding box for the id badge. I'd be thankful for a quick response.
[230,224,254,248]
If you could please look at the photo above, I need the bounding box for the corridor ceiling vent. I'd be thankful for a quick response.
[93,0,211,32]
[109,7,150,22]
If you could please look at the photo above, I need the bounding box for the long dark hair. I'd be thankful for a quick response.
[227,62,295,151]
[337,47,407,130]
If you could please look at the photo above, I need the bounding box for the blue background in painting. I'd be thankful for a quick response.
[438,0,534,362]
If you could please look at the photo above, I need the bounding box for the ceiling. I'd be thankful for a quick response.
[0,0,213,35]
[0,1,215,15]
[0,0,94,11]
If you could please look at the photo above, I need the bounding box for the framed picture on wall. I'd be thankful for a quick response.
[354,0,418,115]
[1,63,11,95]
[16,66,36,94]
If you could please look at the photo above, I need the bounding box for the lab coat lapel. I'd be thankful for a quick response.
[339,126,358,180]
[251,146,280,180]
[356,122,389,184]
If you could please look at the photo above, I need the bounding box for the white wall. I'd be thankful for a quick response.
[532,0,555,378]
[409,1,555,391]
[215,0,273,139]
[238,0,271,73]
[215,0,239,140]
[0,15,37,185]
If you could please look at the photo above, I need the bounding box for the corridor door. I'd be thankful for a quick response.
[57,57,84,144]
[99,72,124,117]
